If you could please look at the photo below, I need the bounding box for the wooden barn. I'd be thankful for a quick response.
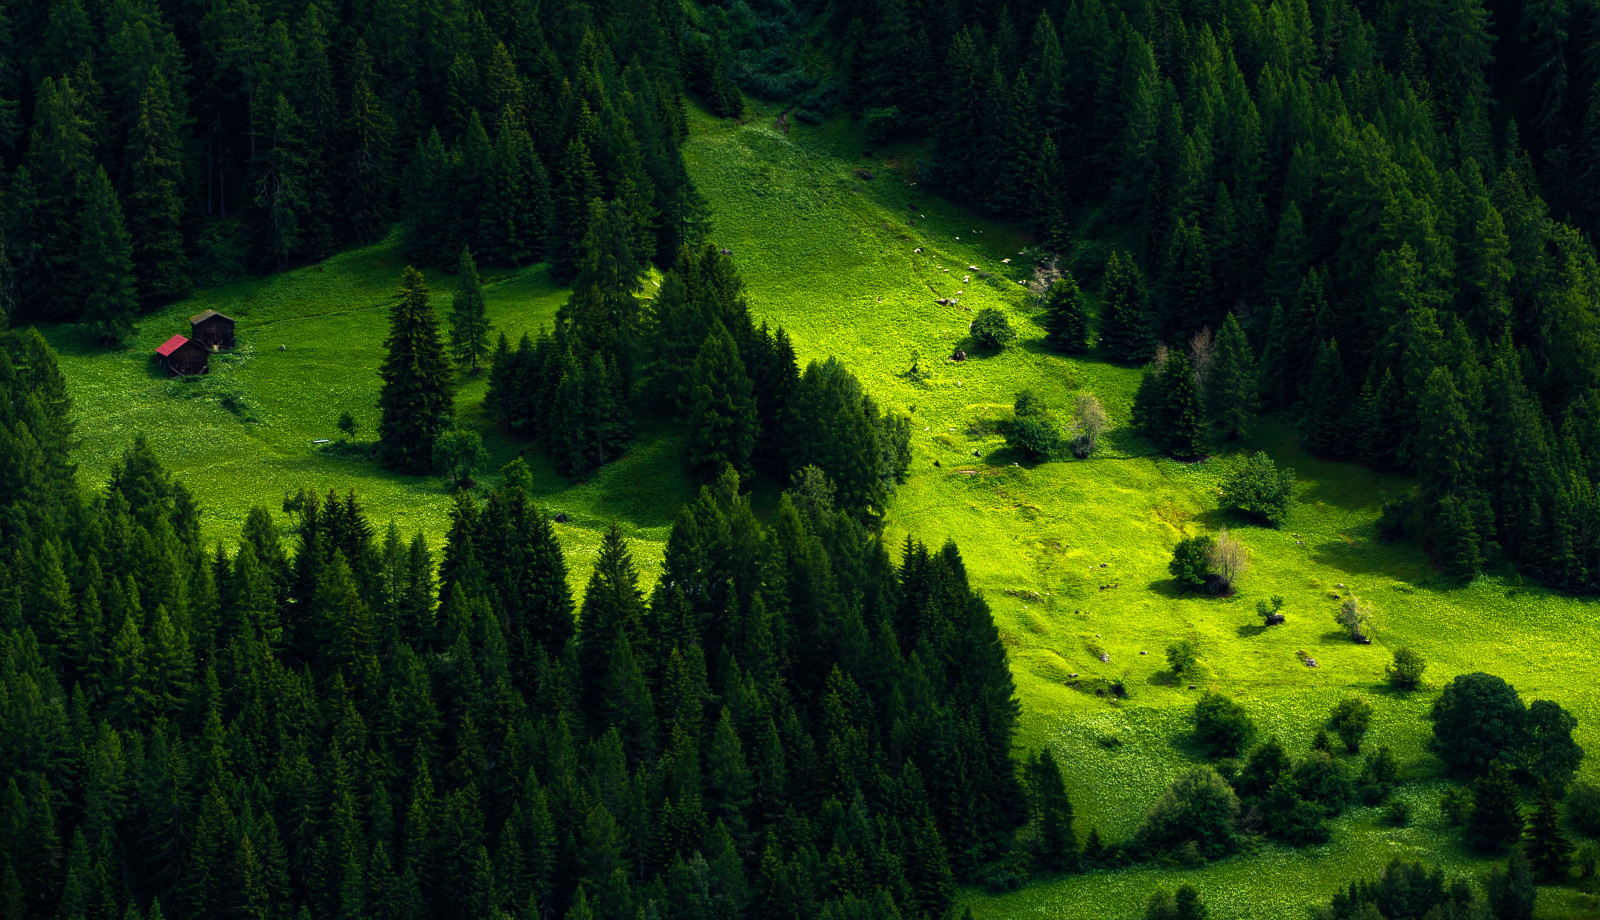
[156,334,210,376]
[189,309,236,351]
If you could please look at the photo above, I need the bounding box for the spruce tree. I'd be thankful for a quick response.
[1160,220,1216,342]
[1297,339,1349,455]
[345,41,396,244]
[576,524,647,719]
[1467,765,1524,852]
[1523,782,1574,881]
[251,94,308,272]
[122,68,190,305]
[1041,272,1090,353]
[1486,850,1537,920]
[685,321,759,482]
[77,167,138,345]
[1160,351,1204,460]
[377,267,452,473]
[1207,312,1256,440]
[1098,251,1154,363]
[448,250,492,372]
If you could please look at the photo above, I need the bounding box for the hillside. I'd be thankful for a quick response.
[39,99,1600,918]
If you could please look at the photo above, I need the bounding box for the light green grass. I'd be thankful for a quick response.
[681,102,1600,918]
[42,99,1600,918]
[43,243,694,583]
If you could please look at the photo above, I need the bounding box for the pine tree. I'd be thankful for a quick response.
[121,68,190,305]
[1160,352,1204,460]
[576,524,647,721]
[345,41,396,244]
[1160,220,1216,342]
[1467,764,1524,852]
[1041,272,1090,353]
[1098,251,1154,363]
[1298,339,1349,455]
[77,167,138,345]
[1027,749,1078,871]
[251,94,308,272]
[1207,313,1256,440]
[448,250,492,372]
[685,321,759,482]
[550,134,599,283]
[377,267,452,473]
[1523,782,1574,880]
[1486,850,1537,920]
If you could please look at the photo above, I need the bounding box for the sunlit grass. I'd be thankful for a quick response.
[38,99,1600,917]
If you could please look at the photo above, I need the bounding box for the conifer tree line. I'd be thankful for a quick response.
[0,328,1073,920]
[486,239,913,515]
[0,0,718,337]
[803,0,1600,589]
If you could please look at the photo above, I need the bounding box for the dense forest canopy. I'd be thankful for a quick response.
[0,323,1028,920]
[715,0,1600,590]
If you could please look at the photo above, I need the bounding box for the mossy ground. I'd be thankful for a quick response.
[42,99,1600,918]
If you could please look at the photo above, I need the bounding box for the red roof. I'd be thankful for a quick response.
[156,334,191,357]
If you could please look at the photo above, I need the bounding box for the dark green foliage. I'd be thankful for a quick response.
[432,429,487,489]
[1430,673,1528,774]
[1329,695,1374,754]
[1165,639,1197,677]
[1468,765,1525,852]
[77,166,138,345]
[1005,391,1063,461]
[1569,781,1600,837]
[1023,749,1077,872]
[1158,220,1216,342]
[1143,884,1207,920]
[121,69,189,305]
[448,250,492,372]
[1219,453,1294,525]
[1040,273,1090,353]
[968,307,1017,351]
[685,322,758,481]
[1098,252,1154,364]
[1387,646,1427,690]
[1132,767,1240,860]
[1168,536,1214,591]
[377,267,452,474]
[1297,339,1349,456]
[1321,859,1479,920]
[1158,352,1204,459]
[1524,783,1574,880]
[785,357,910,515]
[1206,313,1256,440]
[1485,851,1537,920]
[1193,692,1253,758]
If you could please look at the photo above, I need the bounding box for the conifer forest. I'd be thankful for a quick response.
[4,0,1600,918]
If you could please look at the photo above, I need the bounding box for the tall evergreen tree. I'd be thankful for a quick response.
[685,321,759,481]
[122,68,190,306]
[1207,313,1257,440]
[377,267,452,473]
[1041,272,1090,353]
[1160,352,1205,460]
[1099,251,1154,363]
[448,250,493,372]
[1467,765,1524,852]
[77,167,139,345]
[1523,782,1574,880]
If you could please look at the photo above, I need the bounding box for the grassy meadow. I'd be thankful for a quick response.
[39,99,1600,918]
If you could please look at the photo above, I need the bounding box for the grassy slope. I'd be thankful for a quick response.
[680,103,1599,918]
[43,244,695,581]
[43,100,1600,917]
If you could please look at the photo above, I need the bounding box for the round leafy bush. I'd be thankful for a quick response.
[1194,691,1254,758]
[969,308,1017,351]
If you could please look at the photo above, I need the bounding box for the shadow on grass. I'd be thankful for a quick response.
[1236,622,1269,639]
[1145,578,1191,599]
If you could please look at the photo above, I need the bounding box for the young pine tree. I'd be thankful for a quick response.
[685,321,759,482]
[1206,312,1256,440]
[122,68,190,305]
[1523,783,1574,880]
[448,250,492,372]
[1098,251,1154,363]
[1160,351,1205,460]
[1467,765,1524,853]
[77,166,138,345]
[377,267,452,473]
[1041,272,1090,353]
